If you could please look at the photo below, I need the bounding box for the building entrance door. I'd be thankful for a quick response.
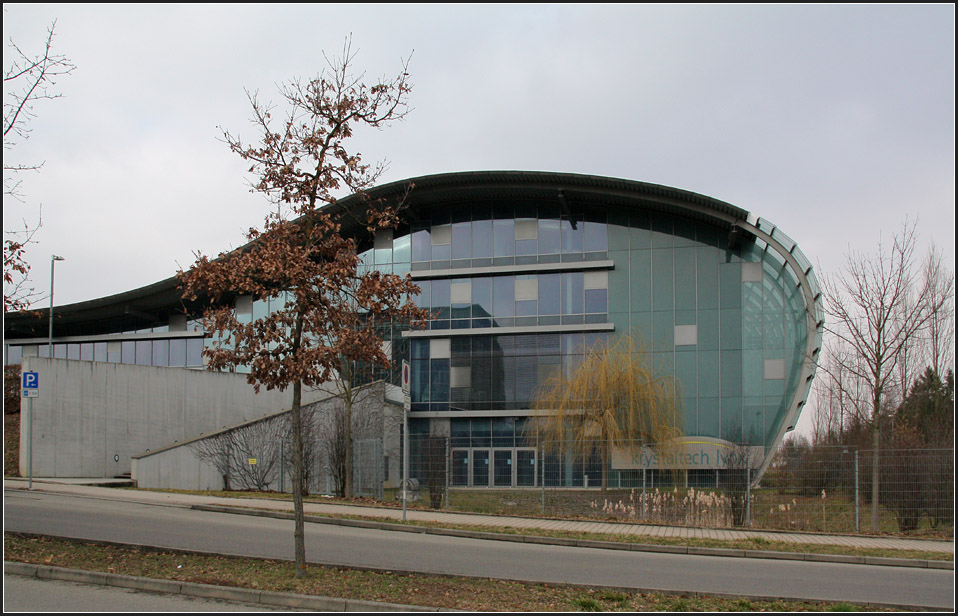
[450,448,538,487]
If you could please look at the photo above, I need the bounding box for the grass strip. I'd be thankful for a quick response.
[5,534,898,612]
[194,500,953,563]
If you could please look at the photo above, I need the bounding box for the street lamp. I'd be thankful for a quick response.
[48,255,65,358]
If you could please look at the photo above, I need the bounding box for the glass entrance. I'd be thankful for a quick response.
[493,450,513,486]
[516,449,536,486]
[472,449,490,486]
[450,447,538,487]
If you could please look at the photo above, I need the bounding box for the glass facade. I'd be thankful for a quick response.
[5,323,206,369]
[360,197,817,484]
[4,174,820,488]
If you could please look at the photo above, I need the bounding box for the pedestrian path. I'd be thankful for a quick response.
[5,478,953,555]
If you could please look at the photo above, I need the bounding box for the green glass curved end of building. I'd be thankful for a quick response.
[4,171,823,484]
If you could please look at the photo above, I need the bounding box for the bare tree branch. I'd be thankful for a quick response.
[4,19,75,312]
[818,219,948,531]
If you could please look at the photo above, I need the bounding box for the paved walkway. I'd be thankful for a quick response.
[5,478,954,555]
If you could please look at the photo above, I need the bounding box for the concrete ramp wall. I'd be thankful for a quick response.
[19,357,326,478]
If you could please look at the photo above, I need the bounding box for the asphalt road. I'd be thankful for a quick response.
[3,573,297,612]
[4,489,954,610]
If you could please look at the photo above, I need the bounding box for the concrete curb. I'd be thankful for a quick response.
[4,561,443,612]
[191,503,955,570]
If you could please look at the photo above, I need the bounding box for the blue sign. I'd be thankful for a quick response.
[22,371,39,398]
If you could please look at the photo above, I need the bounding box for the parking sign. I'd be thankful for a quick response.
[22,371,39,398]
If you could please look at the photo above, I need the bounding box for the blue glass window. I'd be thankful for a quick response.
[539,273,560,315]
[561,218,583,253]
[393,234,411,263]
[538,219,561,254]
[584,288,608,314]
[472,219,492,258]
[583,221,607,252]
[152,340,169,366]
[494,220,515,257]
[169,339,187,366]
[431,279,450,319]
[411,228,430,262]
[451,222,471,260]
[561,272,584,314]
[430,358,450,403]
[493,276,515,317]
[187,338,205,366]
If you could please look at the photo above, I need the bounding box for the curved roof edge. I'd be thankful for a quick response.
[5,171,751,338]
[332,170,750,225]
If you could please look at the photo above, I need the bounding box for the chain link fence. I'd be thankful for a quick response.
[400,437,953,536]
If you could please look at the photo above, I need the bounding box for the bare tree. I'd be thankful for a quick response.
[811,341,869,445]
[820,220,947,531]
[191,414,288,491]
[921,246,955,377]
[4,19,75,312]
[311,381,385,497]
[180,40,425,577]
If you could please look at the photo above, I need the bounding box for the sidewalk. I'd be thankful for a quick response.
[5,477,954,557]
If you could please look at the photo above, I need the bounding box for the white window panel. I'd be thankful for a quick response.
[430,338,451,359]
[674,324,698,346]
[764,358,786,380]
[451,281,472,304]
[450,366,471,388]
[431,224,451,245]
[584,270,608,290]
[515,276,538,301]
[515,219,538,241]
[742,261,763,283]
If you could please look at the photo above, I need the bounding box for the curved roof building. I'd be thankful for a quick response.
[5,171,823,484]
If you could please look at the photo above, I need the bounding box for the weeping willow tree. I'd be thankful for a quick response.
[531,335,684,491]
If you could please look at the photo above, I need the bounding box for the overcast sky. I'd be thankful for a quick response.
[5,3,953,305]
[4,4,954,436]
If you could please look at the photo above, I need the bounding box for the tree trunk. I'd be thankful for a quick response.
[344,394,353,498]
[870,419,881,532]
[291,312,307,578]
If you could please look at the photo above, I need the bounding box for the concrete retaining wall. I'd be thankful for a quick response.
[132,381,399,492]
[19,357,327,478]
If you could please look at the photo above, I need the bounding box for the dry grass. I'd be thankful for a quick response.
[5,534,895,612]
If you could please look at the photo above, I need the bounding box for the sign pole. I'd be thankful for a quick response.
[22,370,40,490]
[27,396,33,490]
[401,360,410,522]
[403,396,409,521]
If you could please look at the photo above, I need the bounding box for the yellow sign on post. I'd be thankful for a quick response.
[248,458,257,465]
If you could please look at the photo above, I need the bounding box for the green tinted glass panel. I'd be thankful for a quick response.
[698,350,719,397]
[697,245,720,309]
[721,349,743,397]
[674,247,696,309]
[651,249,673,311]
[630,251,651,312]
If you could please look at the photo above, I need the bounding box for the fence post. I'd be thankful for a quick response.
[641,467,647,518]
[444,436,450,510]
[854,450,860,533]
[746,467,751,527]
[540,442,546,515]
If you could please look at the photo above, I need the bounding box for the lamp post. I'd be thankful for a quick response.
[32,254,64,489]
[48,255,65,358]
